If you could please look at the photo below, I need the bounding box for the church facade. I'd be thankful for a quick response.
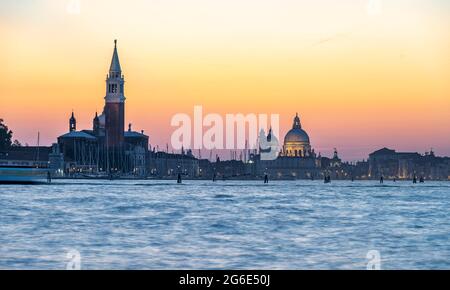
[57,40,149,176]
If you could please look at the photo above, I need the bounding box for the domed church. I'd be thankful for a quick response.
[281,113,312,157]
[252,113,319,179]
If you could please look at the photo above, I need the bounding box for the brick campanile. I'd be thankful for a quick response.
[104,40,125,148]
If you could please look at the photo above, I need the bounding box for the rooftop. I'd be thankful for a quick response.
[59,131,97,140]
[124,131,148,138]
[0,146,51,162]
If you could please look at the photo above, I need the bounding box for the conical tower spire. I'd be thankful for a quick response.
[105,39,125,103]
[109,39,122,74]
[69,111,76,132]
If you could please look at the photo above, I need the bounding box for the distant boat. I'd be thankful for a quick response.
[0,166,49,184]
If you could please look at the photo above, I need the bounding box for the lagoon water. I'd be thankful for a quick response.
[0,180,449,269]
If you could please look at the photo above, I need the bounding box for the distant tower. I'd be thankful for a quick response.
[333,148,339,159]
[104,39,125,148]
[331,148,341,167]
[69,111,76,132]
[93,112,100,135]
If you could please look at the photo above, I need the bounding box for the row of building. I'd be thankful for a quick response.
[1,40,449,180]
[2,116,448,181]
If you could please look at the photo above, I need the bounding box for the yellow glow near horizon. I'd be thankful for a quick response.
[1,0,449,160]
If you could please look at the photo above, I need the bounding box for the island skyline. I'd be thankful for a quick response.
[1,0,449,161]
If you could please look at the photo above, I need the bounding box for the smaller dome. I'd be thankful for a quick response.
[284,128,310,143]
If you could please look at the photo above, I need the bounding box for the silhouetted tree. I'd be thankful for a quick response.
[0,119,13,150]
[0,119,21,150]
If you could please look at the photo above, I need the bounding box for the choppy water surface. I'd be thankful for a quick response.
[0,180,449,269]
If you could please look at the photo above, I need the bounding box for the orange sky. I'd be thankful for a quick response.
[1,0,449,160]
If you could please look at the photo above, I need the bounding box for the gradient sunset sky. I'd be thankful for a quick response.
[1,0,449,160]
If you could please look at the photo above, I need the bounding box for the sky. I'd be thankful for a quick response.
[1,0,449,161]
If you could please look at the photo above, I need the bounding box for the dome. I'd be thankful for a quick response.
[282,113,312,158]
[284,128,310,143]
[284,113,310,144]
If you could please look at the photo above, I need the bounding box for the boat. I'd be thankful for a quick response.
[0,166,50,184]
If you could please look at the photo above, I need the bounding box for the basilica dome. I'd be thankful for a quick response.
[284,128,310,144]
[282,113,312,158]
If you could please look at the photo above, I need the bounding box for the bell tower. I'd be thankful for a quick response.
[69,111,76,132]
[104,39,125,148]
[93,112,100,135]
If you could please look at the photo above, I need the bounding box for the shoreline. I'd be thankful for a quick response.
[52,176,450,182]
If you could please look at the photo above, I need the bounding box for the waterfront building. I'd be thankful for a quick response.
[198,159,214,179]
[0,146,52,168]
[57,40,149,176]
[214,160,248,179]
[148,150,199,179]
[368,147,450,180]
[319,149,347,179]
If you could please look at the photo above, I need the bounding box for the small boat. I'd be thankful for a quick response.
[0,166,50,184]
